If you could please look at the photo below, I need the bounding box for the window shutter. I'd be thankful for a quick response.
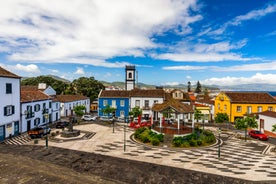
[4,107,7,116]
[12,106,15,114]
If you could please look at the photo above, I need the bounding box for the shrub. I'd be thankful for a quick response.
[155,134,164,142]
[197,139,202,146]
[189,139,197,146]
[140,134,150,143]
[173,139,182,147]
[182,141,190,147]
[151,138,160,146]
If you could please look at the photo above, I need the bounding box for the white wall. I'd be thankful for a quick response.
[258,115,276,132]
[60,99,90,117]
[21,99,52,133]
[0,77,20,137]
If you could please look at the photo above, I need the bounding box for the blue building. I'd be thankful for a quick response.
[98,90,130,117]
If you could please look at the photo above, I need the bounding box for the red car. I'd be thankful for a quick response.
[248,130,269,141]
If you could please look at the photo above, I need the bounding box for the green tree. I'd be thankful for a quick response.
[101,105,116,117]
[194,109,203,122]
[21,75,68,95]
[195,81,202,93]
[73,105,86,122]
[235,116,258,141]
[73,105,86,117]
[129,106,142,118]
[187,81,191,92]
[71,77,105,101]
[272,124,276,132]
[215,113,229,123]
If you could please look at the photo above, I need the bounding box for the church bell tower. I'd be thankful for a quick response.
[125,65,135,91]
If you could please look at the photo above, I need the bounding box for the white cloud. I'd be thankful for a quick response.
[162,82,180,86]
[11,64,41,73]
[163,65,207,70]
[208,3,276,36]
[214,61,276,71]
[153,39,254,62]
[0,0,199,66]
[156,52,252,62]
[104,72,112,78]
[230,3,276,26]
[74,67,85,75]
[203,73,276,86]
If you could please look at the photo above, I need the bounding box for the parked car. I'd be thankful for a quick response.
[100,116,113,122]
[248,130,269,141]
[28,127,51,139]
[81,115,97,121]
[116,117,125,122]
[55,121,69,129]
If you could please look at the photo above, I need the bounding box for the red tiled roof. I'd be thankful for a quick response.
[21,85,39,91]
[100,90,130,98]
[257,110,276,118]
[99,89,165,98]
[130,88,165,98]
[0,66,21,78]
[21,90,50,103]
[56,95,89,103]
[224,91,276,104]
[152,99,194,113]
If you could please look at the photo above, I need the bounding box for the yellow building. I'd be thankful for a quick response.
[214,91,276,122]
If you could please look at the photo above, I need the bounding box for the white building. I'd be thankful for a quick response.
[56,95,90,117]
[255,111,276,135]
[0,67,21,141]
[37,84,61,122]
[129,89,165,119]
[21,86,52,132]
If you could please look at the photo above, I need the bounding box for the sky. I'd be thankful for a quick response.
[1,0,276,87]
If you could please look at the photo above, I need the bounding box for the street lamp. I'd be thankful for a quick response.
[218,127,221,159]
[124,116,128,152]
[43,113,49,148]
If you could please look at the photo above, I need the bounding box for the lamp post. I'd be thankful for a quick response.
[244,121,247,142]
[218,128,221,159]
[124,116,127,152]
[44,113,49,149]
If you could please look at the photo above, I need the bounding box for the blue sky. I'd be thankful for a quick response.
[1,0,276,87]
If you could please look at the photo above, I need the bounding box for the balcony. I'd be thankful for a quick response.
[26,112,35,119]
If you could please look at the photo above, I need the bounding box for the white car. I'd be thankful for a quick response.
[100,116,113,122]
[81,115,97,121]
[116,117,125,122]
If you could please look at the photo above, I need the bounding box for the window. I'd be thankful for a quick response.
[34,104,40,112]
[6,83,12,94]
[135,100,140,107]
[120,100,125,107]
[49,102,52,108]
[103,100,108,106]
[128,72,132,79]
[145,100,149,108]
[236,106,242,112]
[257,106,262,112]
[4,105,15,116]
[224,105,227,110]
[218,103,220,110]
[120,111,125,117]
[34,118,40,126]
[111,100,116,108]
[247,106,252,114]
[268,106,273,111]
